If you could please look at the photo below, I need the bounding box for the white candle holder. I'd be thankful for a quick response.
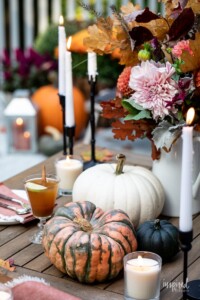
[124,251,162,300]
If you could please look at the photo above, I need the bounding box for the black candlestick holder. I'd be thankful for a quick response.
[58,94,67,155]
[66,126,75,155]
[84,76,101,170]
[179,230,200,299]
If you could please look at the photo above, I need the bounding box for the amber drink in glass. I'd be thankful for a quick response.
[24,174,59,244]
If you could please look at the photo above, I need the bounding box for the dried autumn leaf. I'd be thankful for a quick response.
[0,258,15,272]
[129,19,169,41]
[186,0,200,13]
[101,98,126,119]
[83,17,115,54]
[168,8,195,41]
[120,2,141,15]
[81,149,114,162]
[160,0,180,18]
[129,26,154,47]
[180,33,200,73]
[135,7,160,22]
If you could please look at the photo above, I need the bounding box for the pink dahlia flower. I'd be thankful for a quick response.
[129,60,179,120]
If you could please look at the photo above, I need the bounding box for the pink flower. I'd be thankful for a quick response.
[172,40,193,59]
[129,60,179,120]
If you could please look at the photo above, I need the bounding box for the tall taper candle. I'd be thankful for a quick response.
[88,52,97,82]
[58,15,66,96]
[179,107,195,232]
[65,36,75,127]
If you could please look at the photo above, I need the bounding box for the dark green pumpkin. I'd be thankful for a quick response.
[136,219,179,261]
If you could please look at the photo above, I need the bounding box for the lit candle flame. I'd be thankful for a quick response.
[23,131,30,138]
[16,117,24,126]
[186,107,195,125]
[59,15,64,26]
[66,155,71,161]
[138,255,143,266]
[67,36,72,51]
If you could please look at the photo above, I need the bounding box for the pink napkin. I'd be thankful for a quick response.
[12,281,81,300]
[0,184,34,224]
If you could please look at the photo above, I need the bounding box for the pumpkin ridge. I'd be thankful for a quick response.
[102,235,112,281]
[54,225,81,273]
[96,223,135,253]
[160,227,179,257]
[82,233,92,283]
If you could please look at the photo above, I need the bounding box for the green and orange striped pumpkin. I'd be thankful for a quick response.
[42,201,137,283]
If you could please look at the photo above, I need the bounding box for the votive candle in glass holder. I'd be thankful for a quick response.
[55,155,83,195]
[124,251,162,300]
[0,286,13,300]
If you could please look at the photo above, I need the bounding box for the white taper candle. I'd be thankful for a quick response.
[87,52,97,82]
[65,36,75,127]
[58,15,66,96]
[179,107,195,232]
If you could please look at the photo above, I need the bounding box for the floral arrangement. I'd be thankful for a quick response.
[1,48,58,93]
[83,0,200,159]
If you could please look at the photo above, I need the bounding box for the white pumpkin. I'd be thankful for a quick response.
[72,154,165,227]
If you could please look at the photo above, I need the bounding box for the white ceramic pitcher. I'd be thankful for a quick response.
[152,132,200,216]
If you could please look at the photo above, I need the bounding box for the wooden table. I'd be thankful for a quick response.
[0,144,200,300]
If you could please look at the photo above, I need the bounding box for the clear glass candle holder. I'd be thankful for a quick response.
[55,155,83,195]
[124,251,162,300]
[0,286,13,300]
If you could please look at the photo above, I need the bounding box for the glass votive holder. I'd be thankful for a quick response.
[55,155,83,195]
[0,286,13,300]
[124,251,162,300]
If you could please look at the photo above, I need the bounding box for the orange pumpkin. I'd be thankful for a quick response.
[31,85,88,139]
[43,201,137,283]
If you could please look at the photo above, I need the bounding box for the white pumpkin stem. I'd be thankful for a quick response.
[115,154,126,175]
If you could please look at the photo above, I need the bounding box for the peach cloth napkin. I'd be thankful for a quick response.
[12,281,81,300]
[0,184,34,224]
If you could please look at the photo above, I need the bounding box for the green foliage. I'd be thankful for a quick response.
[34,24,58,57]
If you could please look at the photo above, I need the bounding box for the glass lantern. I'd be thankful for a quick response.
[4,90,38,153]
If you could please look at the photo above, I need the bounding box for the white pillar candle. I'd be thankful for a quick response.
[87,52,97,82]
[179,107,195,232]
[56,156,83,191]
[65,37,75,127]
[125,256,161,299]
[58,15,66,96]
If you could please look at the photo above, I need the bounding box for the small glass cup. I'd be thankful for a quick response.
[124,251,162,300]
[24,173,59,244]
[0,286,13,300]
[55,155,83,195]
